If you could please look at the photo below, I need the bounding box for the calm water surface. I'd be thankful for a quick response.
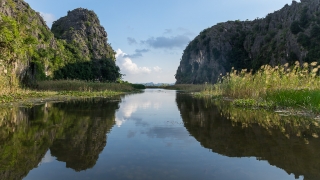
[1,89,319,179]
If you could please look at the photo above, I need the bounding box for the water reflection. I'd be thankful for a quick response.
[115,91,164,127]
[0,98,120,179]
[176,93,320,180]
[1,89,320,180]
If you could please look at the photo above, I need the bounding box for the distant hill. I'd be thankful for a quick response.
[176,0,320,84]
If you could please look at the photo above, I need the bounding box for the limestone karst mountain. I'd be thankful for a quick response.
[176,0,320,84]
[0,0,120,88]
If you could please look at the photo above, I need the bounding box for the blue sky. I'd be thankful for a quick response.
[25,0,299,83]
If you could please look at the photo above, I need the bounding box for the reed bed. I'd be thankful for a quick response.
[201,61,320,111]
[36,80,135,92]
[0,80,139,103]
[165,84,206,92]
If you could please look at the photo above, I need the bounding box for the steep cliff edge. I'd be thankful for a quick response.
[176,0,320,84]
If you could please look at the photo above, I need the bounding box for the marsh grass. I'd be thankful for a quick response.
[199,61,320,112]
[36,80,135,92]
[0,80,139,103]
[266,89,320,111]
[165,84,206,92]
[0,90,56,103]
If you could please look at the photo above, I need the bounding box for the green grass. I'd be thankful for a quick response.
[57,90,122,97]
[36,80,136,92]
[232,98,275,109]
[0,91,56,103]
[266,89,320,112]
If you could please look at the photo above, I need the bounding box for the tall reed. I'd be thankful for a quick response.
[203,61,320,111]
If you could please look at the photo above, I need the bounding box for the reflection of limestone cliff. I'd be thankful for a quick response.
[0,105,57,180]
[0,98,120,179]
[176,93,320,180]
[50,98,119,171]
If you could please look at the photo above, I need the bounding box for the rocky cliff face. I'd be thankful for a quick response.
[51,8,115,61]
[50,8,120,81]
[176,0,320,84]
[0,0,59,86]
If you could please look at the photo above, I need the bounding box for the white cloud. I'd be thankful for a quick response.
[116,49,151,75]
[153,66,162,72]
[40,12,56,28]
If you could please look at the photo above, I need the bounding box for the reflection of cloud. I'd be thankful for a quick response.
[132,118,149,127]
[40,150,55,164]
[115,94,163,127]
[115,117,126,127]
[127,130,137,138]
[115,100,153,127]
[153,102,161,109]
[144,127,189,139]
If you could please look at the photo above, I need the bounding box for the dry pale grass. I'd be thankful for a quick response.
[205,61,320,99]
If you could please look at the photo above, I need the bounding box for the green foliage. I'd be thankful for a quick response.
[266,89,320,112]
[53,59,121,82]
[298,25,320,63]
[130,84,146,89]
[227,31,250,70]
[290,21,302,34]
[300,7,310,28]
[297,33,311,48]
[85,21,91,27]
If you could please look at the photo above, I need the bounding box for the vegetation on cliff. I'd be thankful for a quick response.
[0,0,122,97]
[51,8,121,81]
[0,0,134,102]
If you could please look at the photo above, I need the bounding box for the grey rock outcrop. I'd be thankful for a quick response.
[51,8,115,61]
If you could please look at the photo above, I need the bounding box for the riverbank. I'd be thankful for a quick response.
[0,80,144,104]
[170,62,320,113]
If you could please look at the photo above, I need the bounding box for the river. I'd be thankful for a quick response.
[0,89,319,180]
